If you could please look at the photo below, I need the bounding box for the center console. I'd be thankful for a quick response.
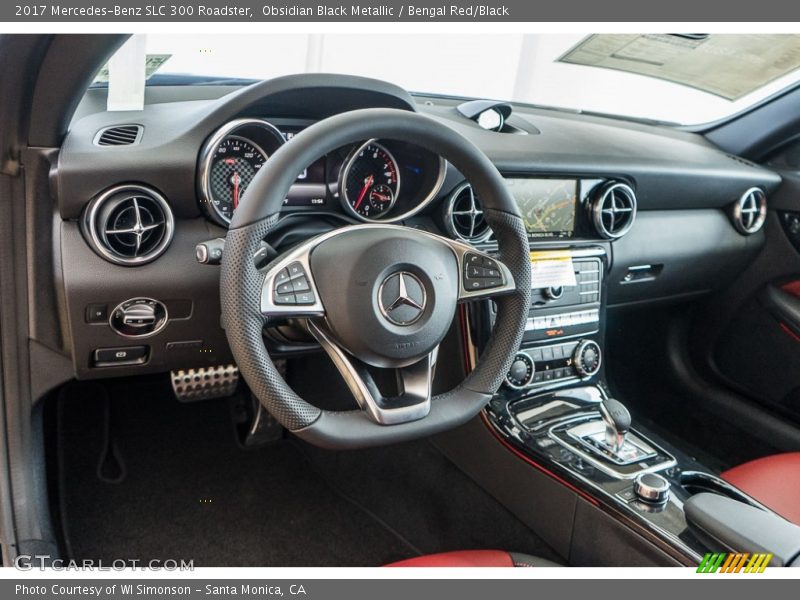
[463,176,780,565]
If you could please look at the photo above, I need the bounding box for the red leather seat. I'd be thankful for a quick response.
[721,452,800,525]
[386,550,561,567]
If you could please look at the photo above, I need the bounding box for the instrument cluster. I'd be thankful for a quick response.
[197,118,446,227]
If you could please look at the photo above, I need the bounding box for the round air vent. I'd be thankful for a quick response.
[732,187,767,235]
[590,182,637,239]
[443,183,493,243]
[82,184,175,266]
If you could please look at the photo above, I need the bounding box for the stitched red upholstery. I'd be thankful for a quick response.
[721,452,800,525]
[386,550,515,567]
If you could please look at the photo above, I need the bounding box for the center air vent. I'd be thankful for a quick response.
[444,183,493,243]
[732,187,767,235]
[590,182,638,239]
[94,125,143,146]
[82,185,174,266]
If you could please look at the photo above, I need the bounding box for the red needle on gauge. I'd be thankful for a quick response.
[232,172,241,209]
[354,174,374,211]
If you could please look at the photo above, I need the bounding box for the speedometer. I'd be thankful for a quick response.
[207,137,267,223]
[198,119,286,227]
[340,141,400,220]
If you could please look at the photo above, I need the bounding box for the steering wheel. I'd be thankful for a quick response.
[220,108,531,449]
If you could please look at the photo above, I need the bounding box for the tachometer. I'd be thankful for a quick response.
[340,141,400,220]
[207,136,267,222]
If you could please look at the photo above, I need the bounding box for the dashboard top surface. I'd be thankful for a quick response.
[57,73,782,226]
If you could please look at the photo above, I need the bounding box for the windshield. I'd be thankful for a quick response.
[95,33,800,126]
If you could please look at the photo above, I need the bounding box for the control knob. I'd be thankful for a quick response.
[634,472,670,504]
[573,339,602,378]
[544,286,564,300]
[109,298,168,338]
[505,353,535,389]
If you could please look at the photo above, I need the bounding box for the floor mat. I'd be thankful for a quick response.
[56,378,414,567]
[55,376,560,566]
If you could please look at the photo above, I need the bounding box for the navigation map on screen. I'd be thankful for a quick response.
[504,178,577,238]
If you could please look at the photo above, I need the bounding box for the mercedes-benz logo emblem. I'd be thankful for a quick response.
[378,271,427,326]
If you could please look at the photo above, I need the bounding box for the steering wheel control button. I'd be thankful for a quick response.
[505,352,535,389]
[379,271,427,326]
[287,262,305,278]
[634,472,671,504]
[93,345,148,367]
[295,291,316,305]
[276,281,294,295]
[272,262,316,306]
[463,253,504,291]
[291,276,311,293]
[109,298,168,338]
[274,293,296,305]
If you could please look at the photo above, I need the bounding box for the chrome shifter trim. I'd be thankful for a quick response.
[548,416,676,480]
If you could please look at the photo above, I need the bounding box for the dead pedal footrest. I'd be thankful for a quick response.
[171,364,239,401]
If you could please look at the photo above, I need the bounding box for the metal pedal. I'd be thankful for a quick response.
[171,364,239,402]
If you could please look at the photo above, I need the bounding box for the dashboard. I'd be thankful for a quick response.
[51,73,782,380]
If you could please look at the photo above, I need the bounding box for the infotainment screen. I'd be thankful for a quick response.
[504,178,577,238]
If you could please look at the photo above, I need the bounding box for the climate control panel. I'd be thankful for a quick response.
[504,338,602,390]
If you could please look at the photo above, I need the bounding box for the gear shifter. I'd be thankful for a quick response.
[599,398,631,453]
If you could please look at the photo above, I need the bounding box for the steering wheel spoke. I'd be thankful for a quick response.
[307,320,436,426]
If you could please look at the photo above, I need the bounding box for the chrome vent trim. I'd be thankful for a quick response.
[82,185,175,266]
[443,182,493,243]
[590,182,637,239]
[732,187,767,235]
[94,125,143,146]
